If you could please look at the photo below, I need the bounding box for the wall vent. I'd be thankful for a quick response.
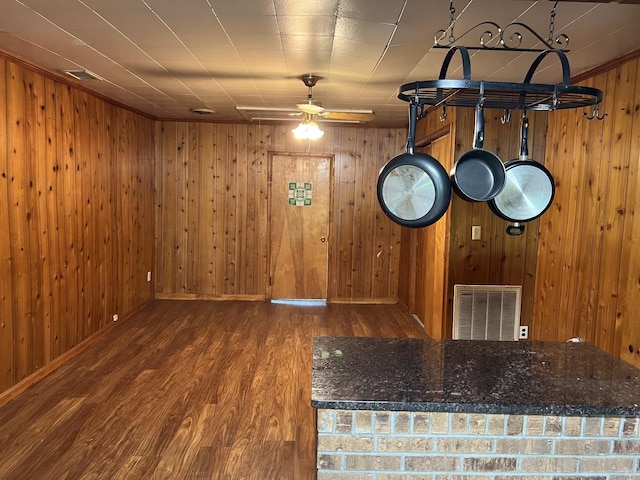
[63,69,102,81]
[453,284,522,341]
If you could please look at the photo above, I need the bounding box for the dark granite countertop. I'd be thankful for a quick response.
[311,336,640,416]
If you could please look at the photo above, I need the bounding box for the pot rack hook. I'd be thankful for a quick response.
[500,109,511,124]
[440,104,448,122]
[584,104,607,121]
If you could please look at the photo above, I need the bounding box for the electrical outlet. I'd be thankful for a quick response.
[472,225,481,240]
[112,314,119,322]
[147,271,152,282]
[519,325,529,339]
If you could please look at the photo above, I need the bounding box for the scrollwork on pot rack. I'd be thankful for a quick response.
[434,0,569,52]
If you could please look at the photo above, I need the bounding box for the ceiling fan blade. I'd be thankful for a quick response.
[320,111,375,122]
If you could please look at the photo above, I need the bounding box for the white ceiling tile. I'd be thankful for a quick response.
[277,15,337,36]
[274,0,339,17]
[218,15,280,36]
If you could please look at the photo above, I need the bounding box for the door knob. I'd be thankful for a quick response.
[320,237,326,242]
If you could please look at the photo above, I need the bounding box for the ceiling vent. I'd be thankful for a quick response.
[453,284,522,341]
[63,69,102,81]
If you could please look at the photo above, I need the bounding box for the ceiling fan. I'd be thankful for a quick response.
[236,74,374,124]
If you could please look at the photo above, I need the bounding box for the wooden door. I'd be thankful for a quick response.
[269,154,331,300]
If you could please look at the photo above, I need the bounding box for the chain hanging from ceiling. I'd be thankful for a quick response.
[434,0,569,52]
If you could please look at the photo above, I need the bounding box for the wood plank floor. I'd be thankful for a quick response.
[0,300,427,480]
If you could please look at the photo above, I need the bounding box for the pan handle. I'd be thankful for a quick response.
[506,223,525,236]
[473,104,485,149]
[519,115,529,160]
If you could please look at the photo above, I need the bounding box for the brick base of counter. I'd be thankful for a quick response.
[316,410,640,479]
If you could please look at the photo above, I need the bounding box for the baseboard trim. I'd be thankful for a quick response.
[0,298,153,408]
[328,298,398,305]
[155,293,266,301]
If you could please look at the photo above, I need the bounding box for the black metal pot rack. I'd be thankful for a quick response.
[398,47,603,114]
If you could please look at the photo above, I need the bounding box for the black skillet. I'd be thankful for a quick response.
[377,101,451,228]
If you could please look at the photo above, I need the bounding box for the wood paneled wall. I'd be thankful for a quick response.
[535,56,640,367]
[154,123,407,302]
[0,56,155,395]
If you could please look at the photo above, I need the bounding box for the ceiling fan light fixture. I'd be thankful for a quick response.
[292,120,324,140]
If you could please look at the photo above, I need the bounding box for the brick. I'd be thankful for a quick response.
[374,412,391,434]
[526,415,545,436]
[432,412,450,434]
[495,438,553,455]
[554,439,612,455]
[336,411,354,433]
[613,439,640,454]
[393,412,410,434]
[507,415,524,435]
[380,475,430,480]
[544,416,562,436]
[413,412,430,434]
[437,437,493,454]
[579,458,635,473]
[319,410,336,433]
[355,411,373,433]
[317,473,374,480]
[405,455,459,472]
[463,457,517,471]
[436,476,492,480]
[496,477,550,480]
[451,413,468,433]
[583,417,602,437]
[318,453,342,470]
[318,435,374,453]
[345,454,401,471]
[487,414,505,435]
[378,437,433,453]
[622,416,639,437]
[603,417,621,436]
[552,477,605,480]
[564,416,582,436]
[468,414,486,434]
[521,457,577,473]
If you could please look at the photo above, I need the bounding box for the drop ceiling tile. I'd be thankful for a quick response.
[276,15,337,36]
[334,17,395,45]
[218,15,280,36]
[208,0,277,16]
[281,35,334,51]
[338,0,408,23]
[227,34,283,50]
[274,0,339,17]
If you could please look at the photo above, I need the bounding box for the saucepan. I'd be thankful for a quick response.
[450,103,506,202]
[377,102,451,228]
[488,114,555,236]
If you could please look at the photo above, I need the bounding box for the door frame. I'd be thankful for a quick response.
[266,151,335,301]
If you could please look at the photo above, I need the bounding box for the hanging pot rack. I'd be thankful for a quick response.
[398,46,603,115]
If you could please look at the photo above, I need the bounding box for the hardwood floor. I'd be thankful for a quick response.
[0,300,427,480]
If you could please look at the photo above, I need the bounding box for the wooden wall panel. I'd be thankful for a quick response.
[0,56,155,396]
[535,56,640,367]
[155,123,406,302]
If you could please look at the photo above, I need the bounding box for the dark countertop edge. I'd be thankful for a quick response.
[311,399,640,417]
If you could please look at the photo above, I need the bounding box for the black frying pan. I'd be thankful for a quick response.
[450,104,506,202]
[377,101,451,228]
[488,114,555,236]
